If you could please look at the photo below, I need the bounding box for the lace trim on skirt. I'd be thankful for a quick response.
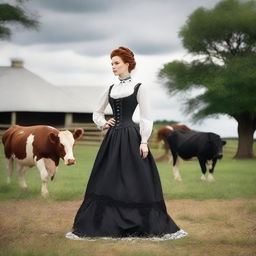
[65,229,188,241]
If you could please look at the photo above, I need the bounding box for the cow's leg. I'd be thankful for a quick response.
[155,140,171,162]
[207,158,217,182]
[17,164,28,189]
[172,152,182,181]
[206,160,213,170]
[43,158,57,180]
[36,159,50,197]
[165,141,172,163]
[198,157,207,181]
[6,158,14,184]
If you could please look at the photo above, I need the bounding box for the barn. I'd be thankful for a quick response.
[0,59,112,130]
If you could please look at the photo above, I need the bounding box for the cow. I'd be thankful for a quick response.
[155,124,191,162]
[2,125,84,197]
[166,130,226,182]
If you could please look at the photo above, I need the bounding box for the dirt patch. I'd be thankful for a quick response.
[0,199,256,256]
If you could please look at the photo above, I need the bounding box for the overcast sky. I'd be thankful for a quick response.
[1,0,240,137]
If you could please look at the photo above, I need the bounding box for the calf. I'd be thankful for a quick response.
[2,125,84,197]
[167,130,226,182]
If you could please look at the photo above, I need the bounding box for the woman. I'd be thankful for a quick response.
[66,47,187,241]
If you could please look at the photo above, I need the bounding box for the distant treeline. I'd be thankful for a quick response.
[154,120,178,125]
[222,137,256,141]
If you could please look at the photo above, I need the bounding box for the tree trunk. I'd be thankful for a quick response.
[234,113,256,159]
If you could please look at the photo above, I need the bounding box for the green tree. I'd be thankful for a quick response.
[159,0,256,158]
[0,0,39,40]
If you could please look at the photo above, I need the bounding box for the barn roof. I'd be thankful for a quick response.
[0,65,112,114]
[59,86,112,114]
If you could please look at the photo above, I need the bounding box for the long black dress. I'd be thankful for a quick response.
[66,83,187,240]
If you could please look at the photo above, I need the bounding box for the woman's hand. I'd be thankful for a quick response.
[103,118,116,129]
[140,143,149,159]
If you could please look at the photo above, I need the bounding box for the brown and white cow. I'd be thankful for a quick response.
[2,125,84,197]
[155,124,191,162]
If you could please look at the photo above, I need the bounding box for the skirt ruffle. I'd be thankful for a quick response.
[72,192,181,238]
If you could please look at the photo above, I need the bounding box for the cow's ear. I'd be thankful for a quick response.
[73,128,84,140]
[49,133,59,144]
[222,140,226,146]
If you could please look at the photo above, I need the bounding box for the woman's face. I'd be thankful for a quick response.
[111,56,129,77]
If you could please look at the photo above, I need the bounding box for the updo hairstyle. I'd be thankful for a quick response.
[110,46,136,72]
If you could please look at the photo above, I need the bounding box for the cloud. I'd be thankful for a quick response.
[9,0,220,56]
[12,11,112,45]
[28,0,114,13]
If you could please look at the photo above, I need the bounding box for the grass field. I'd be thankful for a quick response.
[0,139,255,256]
[0,140,255,201]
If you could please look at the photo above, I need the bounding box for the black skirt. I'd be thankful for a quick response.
[67,83,187,240]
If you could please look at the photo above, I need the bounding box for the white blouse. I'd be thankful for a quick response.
[92,78,153,143]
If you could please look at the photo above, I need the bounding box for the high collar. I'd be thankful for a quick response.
[118,74,131,83]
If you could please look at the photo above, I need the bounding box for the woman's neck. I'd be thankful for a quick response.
[119,73,130,80]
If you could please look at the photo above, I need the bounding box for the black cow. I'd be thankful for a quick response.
[167,130,226,182]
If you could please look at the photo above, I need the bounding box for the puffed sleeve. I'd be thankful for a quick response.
[136,84,153,143]
[92,87,109,130]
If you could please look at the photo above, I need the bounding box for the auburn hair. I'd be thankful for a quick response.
[110,46,136,72]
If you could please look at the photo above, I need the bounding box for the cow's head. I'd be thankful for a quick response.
[209,133,226,159]
[49,128,84,165]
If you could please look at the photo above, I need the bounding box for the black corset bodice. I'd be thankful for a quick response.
[108,83,141,129]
